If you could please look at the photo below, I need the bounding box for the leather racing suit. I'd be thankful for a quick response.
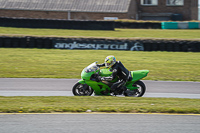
[97,61,130,94]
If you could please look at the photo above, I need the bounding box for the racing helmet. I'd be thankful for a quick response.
[105,55,116,68]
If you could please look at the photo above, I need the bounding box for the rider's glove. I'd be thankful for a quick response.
[97,76,102,82]
[97,76,105,81]
[101,77,106,81]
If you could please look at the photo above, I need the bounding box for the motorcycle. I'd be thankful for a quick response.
[72,62,149,97]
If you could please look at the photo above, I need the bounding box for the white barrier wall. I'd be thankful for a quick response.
[178,22,189,29]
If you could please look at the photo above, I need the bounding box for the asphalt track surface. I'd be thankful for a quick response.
[1,113,200,133]
[0,78,200,98]
[1,78,200,133]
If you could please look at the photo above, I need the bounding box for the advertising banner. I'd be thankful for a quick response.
[53,40,144,51]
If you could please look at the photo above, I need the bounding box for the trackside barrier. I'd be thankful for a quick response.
[0,36,200,52]
[162,22,200,29]
[0,17,114,30]
[188,22,199,29]
[0,17,161,29]
[114,22,161,29]
[2,17,200,30]
[162,22,178,29]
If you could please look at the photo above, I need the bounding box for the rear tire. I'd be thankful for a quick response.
[124,80,146,97]
[72,82,94,96]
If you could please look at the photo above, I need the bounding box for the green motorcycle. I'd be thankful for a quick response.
[72,62,149,97]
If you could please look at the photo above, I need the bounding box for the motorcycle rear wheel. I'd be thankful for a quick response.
[72,82,94,96]
[124,80,146,97]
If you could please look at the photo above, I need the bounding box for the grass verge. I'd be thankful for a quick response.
[0,96,199,114]
[0,48,200,81]
[0,27,200,40]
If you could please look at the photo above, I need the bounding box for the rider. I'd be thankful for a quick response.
[97,55,130,95]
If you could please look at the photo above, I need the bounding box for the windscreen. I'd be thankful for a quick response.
[84,62,99,73]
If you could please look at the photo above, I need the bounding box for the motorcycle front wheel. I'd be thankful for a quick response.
[72,82,94,96]
[124,80,146,97]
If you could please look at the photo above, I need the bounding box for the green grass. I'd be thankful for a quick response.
[1,27,200,114]
[0,96,199,114]
[0,48,200,81]
[0,27,200,40]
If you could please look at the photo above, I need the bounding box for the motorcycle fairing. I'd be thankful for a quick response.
[78,79,110,95]
[78,62,149,95]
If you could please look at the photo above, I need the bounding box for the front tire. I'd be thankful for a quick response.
[72,82,94,96]
[124,80,146,97]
